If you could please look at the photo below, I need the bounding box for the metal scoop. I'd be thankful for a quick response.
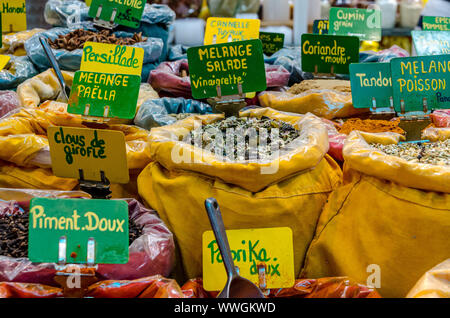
[204,198,265,298]
[39,37,71,102]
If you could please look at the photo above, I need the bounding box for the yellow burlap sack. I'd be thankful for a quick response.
[0,107,152,197]
[138,108,342,279]
[406,259,450,298]
[258,80,369,120]
[301,131,450,298]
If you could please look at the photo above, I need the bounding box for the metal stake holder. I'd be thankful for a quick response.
[313,65,337,80]
[78,169,112,200]
[54,237,98,298]
[397,98,432,142]
[93,5,118,30]
[207,83,247,118]
[367,96,396,120]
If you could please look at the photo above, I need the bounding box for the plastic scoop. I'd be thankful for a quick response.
[204,198,265,298]
[39,37,71,102]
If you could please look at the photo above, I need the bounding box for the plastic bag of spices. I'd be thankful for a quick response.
[138,108,342,279]
[0,198,175,286]
[406,259,450,298]
[0,56,39,91]
[259,79,370,120]
[0,91,21,118]
[24,26,164,74]
[301,131,450,298]
[0,29,45,56]
[86,276,184,298]
[149,59,291,99]
[0,282,63,298]
[180,277,381,298]
[134,97,212,130]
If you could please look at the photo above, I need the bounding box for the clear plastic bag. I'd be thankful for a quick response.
[0,29,45,56]
[134,97,212,130]
[0,91,21,118]
[0,56,39,91]
[24,26,164,72]
[44,0,89,28]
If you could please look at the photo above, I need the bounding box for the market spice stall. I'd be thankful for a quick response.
[0,0,448,299]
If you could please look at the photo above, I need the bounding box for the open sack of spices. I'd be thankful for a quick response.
[138,108,342,280]
[24,27,164,76]
[0,198,175,286]
[149,59,290,99]
[259,79,370,120]
[301,131,450,298]
[0,106,152,197]
[323,118,406,162]
[181,277,381,298]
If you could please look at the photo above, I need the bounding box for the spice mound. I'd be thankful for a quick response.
[339,118,406,135]
[48,29,147,51]
[187,116,300,160]
[288,79,352,95]
[372,139,450,166]
[0,209,144,258]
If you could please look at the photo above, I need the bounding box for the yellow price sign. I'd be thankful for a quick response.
[0,55,11,70]
[1,0,27,33]
[202,227,295,291]
[85,0,92,6]
[80,41,144,76]
[204,17,260,45]
[47,126,129,184]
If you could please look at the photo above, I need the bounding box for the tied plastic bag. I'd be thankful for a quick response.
[0,198,175,286]
[138,108,342,279]
[406,259,450,298]
[0,29,45,56]
[0,91,21,118]
[0,56,39,91]
[0,275,184,298]
[86,276,184,298]
[359,45,410,63]
[181,277,381,298]
[430,109,450,127]
[44,0,89,28]
[0,282,63,298]
[259,79,369,120]
[264,47,314,87]
[24,26,164,73]
[134,97,212,130]
[17,69,74,108]
[150,59,290,98]
[422,127,450,142]
[301,131,450,298]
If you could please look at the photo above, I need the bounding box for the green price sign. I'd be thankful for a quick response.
[187,39,267,99]
[412,31,450,56]
[301,34,359,75]
[313,19,329,35]
[88,0,145,29]
[28,198,129,264]
[423,16,450,31]
[329,7,381,41]
[391,55,450,112]
[68,71,141,120]
[259,32,284,56]
[350,63,393,109]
